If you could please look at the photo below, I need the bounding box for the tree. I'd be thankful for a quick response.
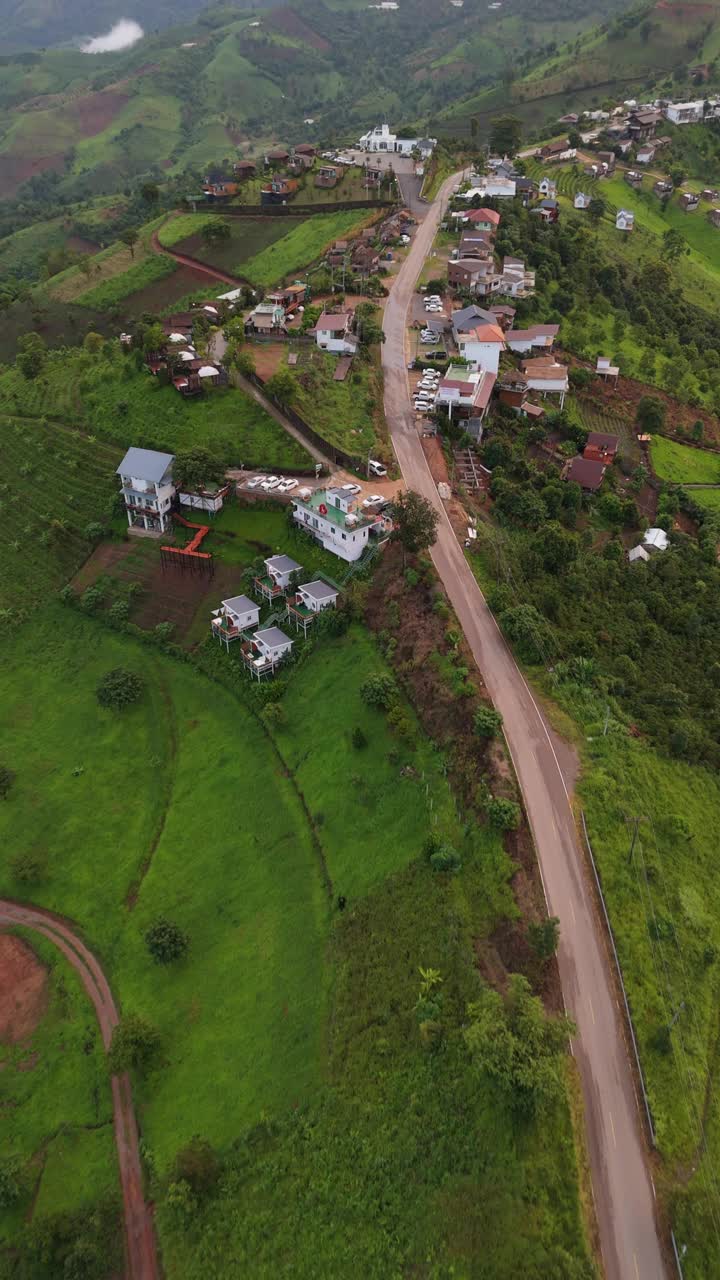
[140,181,160,205]
[265,369,297,405]
[568,130,583,149]
[360,673,398,708]
[16,332,46,380]
[429,843,462,872]
[232,348,256,377]
[351,726,368,748]
[83,331,104,354]
[663,227,688,263]
[528,916,560,963]
[96,668,143,711]
[391,490,439,564]
[474,706,503,738]
[0,1158,22,1208]
[107,1014,160,1074]
[486,796,521,830]
[142,322,165,354]
[499,603,554,663]
[636,395,666,433]
[172,1136,220,1197]
[10,849,47,883]
[489,114,522,157]
[201,220,231,246]
[537,521,578,574]
[588,197,605,223]
[670,168,686,188]
[0,764,15,798]
[120,229,139,259]
[145,918,189,964]
[464,975,574,1117]
[175,447,222,492]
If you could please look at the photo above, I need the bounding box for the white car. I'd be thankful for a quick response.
[426,295,442,303]
[245,475,266,489]
[420,334,437,344]
[368,460,387,477]
[341,483,362,495]
[261,477,281,490]
[281,478,298,492]
[362,494,386,508]
[414,402,431,413]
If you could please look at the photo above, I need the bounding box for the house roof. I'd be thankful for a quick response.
[567,457,606,490]
[506,324,558,342]
[463,323,505,344]
[117,447,174,483]
[466,207,501,225]
[300,580,338,601]
[628,546,650,562]
[317,312,351,331]
[644,527,669,550]
[266,554,302,574]
[256,626,292,648]
[223,594,258,614]
[586,431,619,451]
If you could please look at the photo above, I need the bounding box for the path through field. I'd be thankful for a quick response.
[0,902,159,1280]
[151,227,243,288]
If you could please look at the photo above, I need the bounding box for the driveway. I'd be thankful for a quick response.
[381,173,667,1280]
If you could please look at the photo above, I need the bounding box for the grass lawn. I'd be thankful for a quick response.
[167,216,298,276]
[0,347,313,471]
[650,435,720,484]
[687,486,720,513]
[284,344,384,454]
[240,210,375,286]
[76,255,177,310]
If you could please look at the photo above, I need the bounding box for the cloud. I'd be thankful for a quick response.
[81,19,144,53]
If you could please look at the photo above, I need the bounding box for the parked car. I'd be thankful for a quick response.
[245,475,266,489]
[362,494,386,508]
[368,460,387,477]
[341,483,362,495]
[420,334,437,344]
[261,477,281,490]
[281,478,298,492]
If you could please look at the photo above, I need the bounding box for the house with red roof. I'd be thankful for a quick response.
[434,365,496,422]
[464,207,502,232]
[505,324,560,355]
[452,307,506,374]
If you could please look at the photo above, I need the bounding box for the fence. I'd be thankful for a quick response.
[580,810,657,1147]
[244,369,364,473]
[220,199,396,218]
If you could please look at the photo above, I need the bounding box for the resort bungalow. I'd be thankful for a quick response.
[242,626,294,678]
[292,487,374,562]
[643,527,669,552]
[315,311,357,355]
[117,447,175,536]
[616,209,635,231]
[211,594,261,649]
[505,324,559,355]
[286,580,340,633]
[574,192,592,210]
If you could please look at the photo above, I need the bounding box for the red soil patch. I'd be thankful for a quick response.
[0,153,65,199]
[655,0,715,15]
[66,235,100,255]
[265,6,331,52]
[69,91,130,140]
[118,264,217,316]
[0,935,48,1044]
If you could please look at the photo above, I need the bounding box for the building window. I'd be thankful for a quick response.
[341,532,346,540]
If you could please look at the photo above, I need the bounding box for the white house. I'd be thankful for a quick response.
[452,314,505,373]
[434,366,496,421]
[297,580,339,612]
[596,356,619,382]
[480,176,516,199]
[616,209,635,231]
[666,101,704,125]
[505,324,559,355]
[315,311,357,355]
[178,483,229,513]
[358,123,436,156]
[521,356,569,407]
[501,257,535,297]
[574,191,592,210]
[636,144,655,165]
[266,554,302,589]
[252,626,294,669]
[211,594,261,648]
[292,487,374,562]
[116,447,175,535]
[538,176,558,199]
[628,545,650,564]
[643,527,669,552]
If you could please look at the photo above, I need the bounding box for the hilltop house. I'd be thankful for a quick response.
[654,179,673,198]
[452,307,505,372]
[533,199,559,223]
[625,170,644,188]
[596,356,620,383]
[261,176,299,205]
[616,209,635,231]
[681,192,700,212]
[315,311,357,355]
[315,165,338,188]
[666,101,704,125]
[211,594,261,649]
[538,176,558,198]
[515,176,538,206]
[247,301,286,333]
[574,192,592,210]
[565,456,606,491]
[636,144,656,165]
[296,580,339,613]
[505,324,559,355]
[597,151,616,174]
[267,283,307,313]
[628,109,660,140]
[710,208,720,228]
[434,366,496,422]
[233,160,256,178]
[292,487,375,562]
[358,123,436,156]
[116,447,175,536]
[241,626,294,678]
[584,430,619,462]
[643,527,669,552]
[266,147,290,165]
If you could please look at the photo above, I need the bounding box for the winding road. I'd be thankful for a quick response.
[382,176,667,1280]
[0,902,159,1280]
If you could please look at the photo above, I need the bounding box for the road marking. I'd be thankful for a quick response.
[588,996,595,1025]
[609,1110,617,1148]
[570,900,576,926]
[634,1251,640,1279]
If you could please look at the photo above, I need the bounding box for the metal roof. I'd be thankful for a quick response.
[300,580,338,600]
[266,554,302,573]
[117,447,174,483]
[256,626,292,647]
[222,595,258,614]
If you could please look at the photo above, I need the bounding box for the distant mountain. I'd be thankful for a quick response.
[0,0,215,49]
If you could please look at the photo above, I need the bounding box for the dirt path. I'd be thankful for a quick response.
[0,903,159,1280]
[381,174,668,1280]
[151,226,244,288]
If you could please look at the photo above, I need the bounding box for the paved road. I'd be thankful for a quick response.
[0,903,159,1280]
[381,175,667,1280]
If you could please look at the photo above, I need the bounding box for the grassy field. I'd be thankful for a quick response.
[688,487,720,513]
[0,416,121,610]
[650,436,720,484]
[240,211,374,286]
[76,255,177,310]
[0,347,313,470]
[166,215,299,276]
[284,345,383,454]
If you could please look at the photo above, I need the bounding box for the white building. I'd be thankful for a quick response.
[538,177,558,199]
[574,192,591,209]
[296,580,339,612]
[292,487,375,562]
[178,483,229,514]
[451,314,505,374]
[211,594,261,648]
[435,365,496,421]
[521,356,569,407]
[616,209,635,231]
[358,124,436,156]
[116,447,175,536]
[643,527,669,552]
[666,101,704,125]
[505,324,559,355]
[628,545,650,564]
[315,311,357,355]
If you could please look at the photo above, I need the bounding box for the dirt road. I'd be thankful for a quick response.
[151,227,243,288]
[0,902,159,1280]
[381,176,667,1280]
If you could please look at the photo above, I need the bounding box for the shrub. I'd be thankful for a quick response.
[528,917,560,962]
[0,764,15,799]
[473,706,503,739]
[96,668,143,711]
[108,600,130,625]
[429,843,462,873]
[84,521,105,543]
[154,622,175,643]
[172,1137,220,1198]
[80,585,103,613]
[144,919,190,965]
[486,796,521,830]
[10,849,47,883]
[262,701,286,727]
[360,673,398,709]
[108,1014,160,1075]
[0,1158,22,1209]
[351,726,368,749]
[386,705,414,738]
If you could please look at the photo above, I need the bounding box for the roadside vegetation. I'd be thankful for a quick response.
[239,210,376,286]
